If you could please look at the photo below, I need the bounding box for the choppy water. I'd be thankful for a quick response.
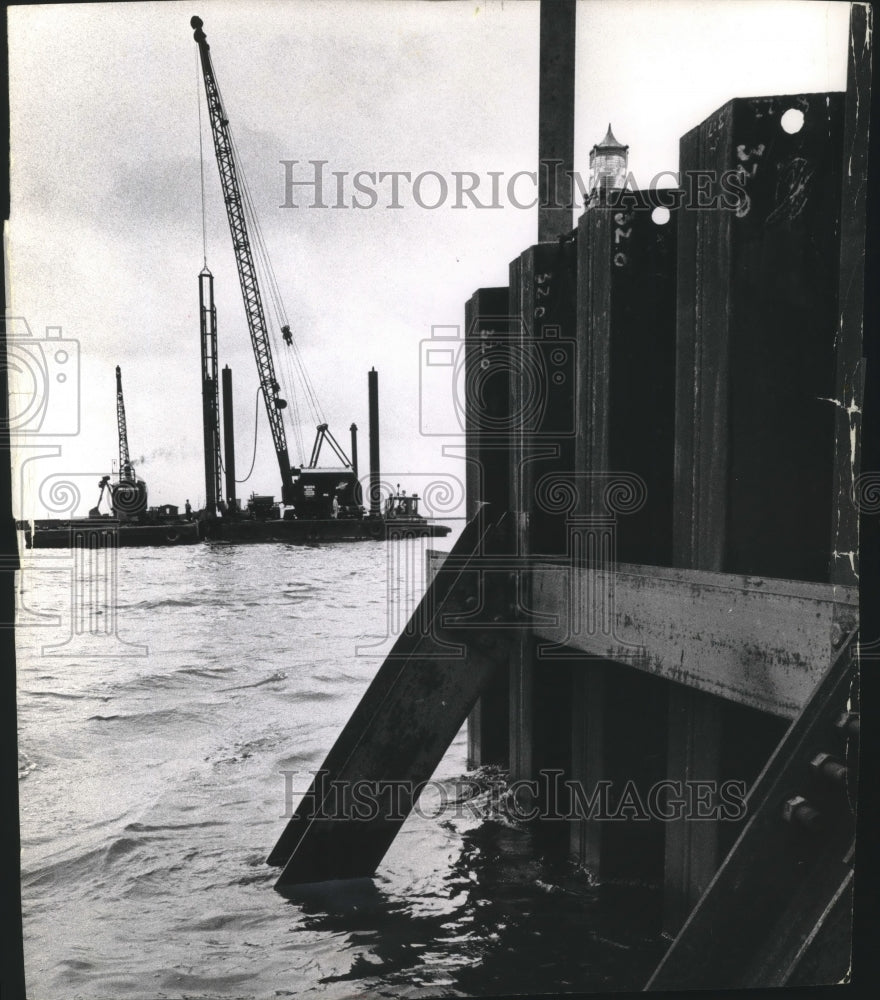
[16,530,662,999]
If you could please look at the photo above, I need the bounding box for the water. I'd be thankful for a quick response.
[17,532,662,999]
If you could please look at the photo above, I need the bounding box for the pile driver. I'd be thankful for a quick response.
[192,15,359,520]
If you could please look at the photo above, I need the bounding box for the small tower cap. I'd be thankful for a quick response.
[592,123,629,153]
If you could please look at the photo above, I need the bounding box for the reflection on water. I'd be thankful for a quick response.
[282,774,664,998]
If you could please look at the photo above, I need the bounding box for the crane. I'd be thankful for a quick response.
[110,366,148,520]
[89,475,111,518]
[192,15,313,507]
[116,364,133,482]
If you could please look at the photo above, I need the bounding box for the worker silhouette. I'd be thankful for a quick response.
[282,324,293,346]
[185,499,192,520]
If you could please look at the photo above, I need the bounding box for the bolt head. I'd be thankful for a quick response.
[835,711,860,736]
[782,795,808,824]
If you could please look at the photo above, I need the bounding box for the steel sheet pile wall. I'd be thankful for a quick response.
[675,93,844,581]
[464,287,512,768]
[464,87,852,936]
[666,92,844,929]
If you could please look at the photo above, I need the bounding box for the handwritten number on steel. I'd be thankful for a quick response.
[734,142,766,217]
[535,272,552,319]
[613,211,634,267]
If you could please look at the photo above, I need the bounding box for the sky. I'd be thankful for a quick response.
[7,0,850,517]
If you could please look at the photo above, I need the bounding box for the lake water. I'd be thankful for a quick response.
[16,529,662,999]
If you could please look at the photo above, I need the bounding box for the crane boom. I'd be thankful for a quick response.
[191,15,297,505]
[112,366,148,519]
[115,365,132,480]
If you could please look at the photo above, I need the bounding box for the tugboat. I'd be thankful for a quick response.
[382,489,433,527]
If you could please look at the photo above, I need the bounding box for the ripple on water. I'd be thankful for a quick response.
[18,535,663,998]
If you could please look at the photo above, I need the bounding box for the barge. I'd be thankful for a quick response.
[22,517,201,549]
[20,490,450,550]
[203,490,451,544]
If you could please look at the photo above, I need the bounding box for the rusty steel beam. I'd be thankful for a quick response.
[675,93,845,582]
[529,562,857,718]
[463,287,512,769]
[506,239,578,787]
[426,550,857,719]
[830,2,871,588]
[570,192,678,881]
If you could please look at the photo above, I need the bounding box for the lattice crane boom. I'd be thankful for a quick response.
[191,15,297,505]
[115,365,132,481]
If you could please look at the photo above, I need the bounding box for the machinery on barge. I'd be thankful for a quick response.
[191,15,449,543]
[19,18,451,550]
[24,366,200,549]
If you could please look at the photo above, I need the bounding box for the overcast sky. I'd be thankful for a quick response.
[7,0,849,516]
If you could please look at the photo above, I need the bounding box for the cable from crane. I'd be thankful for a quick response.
[233,150,314,461]
[228,131,323,427]
[237,183,307,461]
[227,127,327,432]
[232,385,262,484]
[196,50,208,269]
[195,33,351,477]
